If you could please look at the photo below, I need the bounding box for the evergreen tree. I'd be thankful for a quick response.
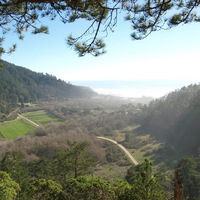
[0,170,20,200]
[0,151,30,199]
[176,157,200,200]
[27,179,62,200]
[55,140,95,183]
[63,176,115,200]
[0,0,199,56]
[126,159,166,200]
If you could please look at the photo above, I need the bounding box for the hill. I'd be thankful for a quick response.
[0,60,97,118]
[137,83,200,159]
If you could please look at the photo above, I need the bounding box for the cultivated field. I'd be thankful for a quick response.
[22,110,62,126]
[0,110,62,139]
[0,119,35,139]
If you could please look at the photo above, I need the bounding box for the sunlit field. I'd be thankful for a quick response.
[0,119,35,139]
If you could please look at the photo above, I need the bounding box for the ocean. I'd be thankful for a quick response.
[71,80,199,98]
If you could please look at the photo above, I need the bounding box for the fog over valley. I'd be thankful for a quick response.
[71,79,200,98]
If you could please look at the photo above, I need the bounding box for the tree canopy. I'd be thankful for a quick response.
[0,0,199,56]
[0,170,20,200]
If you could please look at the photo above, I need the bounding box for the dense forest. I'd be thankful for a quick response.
[136,83,200,158]
[0,60,97,117]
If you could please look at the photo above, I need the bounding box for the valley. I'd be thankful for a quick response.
[0,98,173,197]
[0,60,200,199]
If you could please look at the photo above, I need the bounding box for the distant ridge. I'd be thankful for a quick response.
[0,60,97,116]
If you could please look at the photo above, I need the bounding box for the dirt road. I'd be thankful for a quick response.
[97,136,138,165]
[17,114,39,127]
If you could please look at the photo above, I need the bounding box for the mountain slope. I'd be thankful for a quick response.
[137,83,200,157]
[0,60,97,116]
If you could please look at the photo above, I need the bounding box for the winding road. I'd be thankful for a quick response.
[97,136,138,165]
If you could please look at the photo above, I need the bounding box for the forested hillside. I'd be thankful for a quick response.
[0,60,97,116]
[137,83,200,157]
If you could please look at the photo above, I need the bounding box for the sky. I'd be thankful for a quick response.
[1,10,200,98]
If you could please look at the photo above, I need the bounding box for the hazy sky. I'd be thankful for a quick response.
[2,12,200,97]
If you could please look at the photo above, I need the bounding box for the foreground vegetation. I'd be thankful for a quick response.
[0,148,166,200]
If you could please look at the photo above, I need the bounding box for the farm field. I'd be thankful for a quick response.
[0,119,35,139]
[22,110,62,126]
[0,110,63,139]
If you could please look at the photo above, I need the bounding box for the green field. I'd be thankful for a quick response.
[130,136,163,163]
[22,110,62,126]
[0,119,35,139]
[0,110,62,139]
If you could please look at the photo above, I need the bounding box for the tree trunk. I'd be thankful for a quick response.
[174,170,183,200]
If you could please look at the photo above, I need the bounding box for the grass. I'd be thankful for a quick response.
[22,110,62,126]
[131,141,163,163]
[0,119,35,139]
[111,125,141,142]
[94,164,130,180]
[0,131,4,138]
[128,136,163,165]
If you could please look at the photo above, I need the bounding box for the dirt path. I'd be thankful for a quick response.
[7,108,20,118]
[97,136,138,165]
[17,114,39,127]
